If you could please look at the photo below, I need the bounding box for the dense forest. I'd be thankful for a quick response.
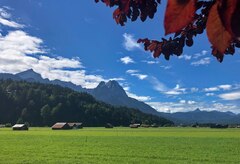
[0,80,172,127]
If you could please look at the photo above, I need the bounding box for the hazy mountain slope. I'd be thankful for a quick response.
[159,109,240,124]
[16,69,85,92]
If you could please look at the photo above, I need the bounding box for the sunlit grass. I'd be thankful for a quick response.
[0,127,239,163]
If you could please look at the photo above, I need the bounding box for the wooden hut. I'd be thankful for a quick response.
[129,124,141,128]
[12,124,28,131]
[68,122,83,129]
[105,123,113,128]
[52,122,71,130]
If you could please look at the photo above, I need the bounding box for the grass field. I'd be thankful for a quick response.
[0,127,240,164]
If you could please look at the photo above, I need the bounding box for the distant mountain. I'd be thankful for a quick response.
[88,81,159,115]
[159,109,240,124]
[16,69,85,92]
[0,73,21,81]
[17,69,47,83]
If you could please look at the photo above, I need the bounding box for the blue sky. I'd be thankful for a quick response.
[0,0,240,113]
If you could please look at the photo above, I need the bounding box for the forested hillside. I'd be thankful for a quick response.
[0,80,172,127]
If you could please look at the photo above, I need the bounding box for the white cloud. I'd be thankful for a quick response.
[126,91,152,101]
[218,84,232,90]
[149,76,168,92]
[142,60,159,64]
[191,57,211,66]
[0,30,45,73]
[178,54,192,60]
[212,103,238,112]
[203,84,232,92]
[0,8,24,28]
[109,77,125,81]
[146,101,192,113]
[132,74,148,80]
[164,90,182,95]
[123,85,152,101]
[0,8,11,19]
[188,100,196,105]
[126,69,138,74]
[193,50,208,59]
[202,50,208,55]
[40,69,105,89]
[179,100,186,104]
[120,56,135,64]
[0,31,113,89]
[179,100,196,105]
[126,69,148,80]
[123,33,141,51]
[123,86,130,91]
[147,101,239,113]
[142,61,171,69]
[164,84,186,95]
[219,91,240,101]
[0,30,44,54]
[148,77,187,96]
[36,56,83,70]
[204,87,219,92]
[0,17,24,28]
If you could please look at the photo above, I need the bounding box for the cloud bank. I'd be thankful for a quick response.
[0,8,119,89]
[123,33,141,51]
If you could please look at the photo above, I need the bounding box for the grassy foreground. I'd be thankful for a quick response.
[0,127,239,164]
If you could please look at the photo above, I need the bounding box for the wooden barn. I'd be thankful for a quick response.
[12,124,28,131]
[129,124,141,128]
[52,122,71,130]
[68,122,83,129]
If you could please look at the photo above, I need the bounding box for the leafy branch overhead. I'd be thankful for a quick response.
[96,0,240,62]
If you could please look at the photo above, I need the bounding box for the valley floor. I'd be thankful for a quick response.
[0,127,239,164]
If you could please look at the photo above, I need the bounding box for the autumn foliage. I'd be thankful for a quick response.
[96,0,240,62]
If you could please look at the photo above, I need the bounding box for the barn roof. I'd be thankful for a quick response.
[12,124,26,128]
[68,123,82,127]
[129,124,141,128]
[52,122,68,129]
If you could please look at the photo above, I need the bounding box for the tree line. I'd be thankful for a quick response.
[0,80,173,127]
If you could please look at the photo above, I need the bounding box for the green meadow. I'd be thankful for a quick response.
[0,127,240,164]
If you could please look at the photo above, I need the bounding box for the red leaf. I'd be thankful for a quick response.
[231,1,240,38]
[220,0,238,37]
[120,0,130,13]
[206,1,233,54]
[164,0,197,35]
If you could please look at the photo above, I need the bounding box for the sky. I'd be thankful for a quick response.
[0,0,240,113]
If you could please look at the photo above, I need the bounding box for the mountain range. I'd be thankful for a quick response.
[160,109,240,125]
[0,69,239,125]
